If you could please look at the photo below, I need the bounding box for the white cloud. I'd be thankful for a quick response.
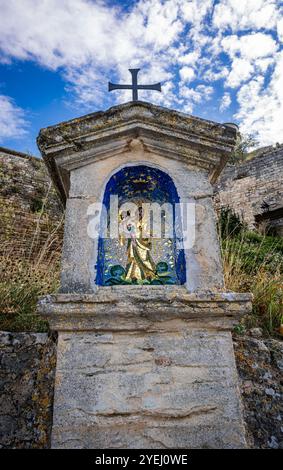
[221,33,277,87]
[277,17,283,42]
[222,33,277,60]
[0,0,281,146]
[197,85,214,101]
[0,0,215,110]
[203,66,229,82]
[0,95,28,141]
[0,1,178,108]
[220,92,232,112]
[180,84,213,113]
[179,66,195,82]
[137,0,183,48]
[0,0,184,69]
[236,51,283,145]
[213,0,279,31]
[178,51,200,66]
[226,58,254,88]
[255,57,273,73]
[180,0,213,23]
[0,0,133,69]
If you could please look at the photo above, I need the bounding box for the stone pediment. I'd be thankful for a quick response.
[37,101,238,203]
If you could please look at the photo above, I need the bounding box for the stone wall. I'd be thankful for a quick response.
[0,330,282,449]
[214,144,283,234]
[0,147,64,259]
[234,331,283,449]
[0,331,57,448]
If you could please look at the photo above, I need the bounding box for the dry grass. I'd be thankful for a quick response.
[1,199,282,336]
[221,229,283,336]
[0,216,62,332]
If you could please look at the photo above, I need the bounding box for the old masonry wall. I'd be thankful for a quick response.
[0,147,64,259]
[1,331,282,448]
[214,144,283,234]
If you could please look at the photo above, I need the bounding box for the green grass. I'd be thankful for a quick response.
[219,208,283,336]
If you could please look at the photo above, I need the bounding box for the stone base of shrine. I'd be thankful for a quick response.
[37,286,252,449]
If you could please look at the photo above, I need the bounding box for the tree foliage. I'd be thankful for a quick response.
[230,133,258,164]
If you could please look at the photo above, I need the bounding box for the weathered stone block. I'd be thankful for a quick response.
[49,326,246,448]
[38,289,251,448]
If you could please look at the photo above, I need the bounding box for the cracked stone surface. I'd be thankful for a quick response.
[51,326,246,449]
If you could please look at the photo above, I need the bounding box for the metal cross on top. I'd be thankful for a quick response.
[108,68,162,102]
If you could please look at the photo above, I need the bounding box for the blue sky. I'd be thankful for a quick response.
[0,0,282,156]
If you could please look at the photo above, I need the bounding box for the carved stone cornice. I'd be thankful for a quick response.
[37,101,238,204]
[37,286,252,332]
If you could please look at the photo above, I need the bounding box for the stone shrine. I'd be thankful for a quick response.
[37,101,252,448]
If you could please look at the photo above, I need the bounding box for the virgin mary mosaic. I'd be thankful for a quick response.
[95,165,186,286]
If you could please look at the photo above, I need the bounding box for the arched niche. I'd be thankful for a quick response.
[95,164,186,286]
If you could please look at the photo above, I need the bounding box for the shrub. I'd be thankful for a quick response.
[230,133,258,164]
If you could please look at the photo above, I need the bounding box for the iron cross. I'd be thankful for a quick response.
[108,69,162,102]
